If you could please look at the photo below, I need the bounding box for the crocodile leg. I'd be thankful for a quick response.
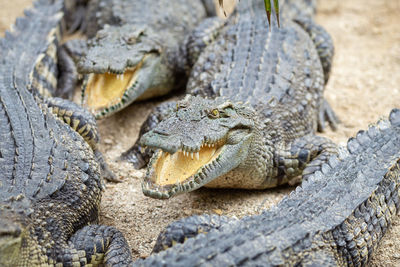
[293,135,338,182]
[69,224,132,266]
[121,101,177,169]
[318,99,339,132]
[45,97,118,182]
[152,214,237,253]
[56,45,78,100]
[273,135,338,186]
[56,39,88,99]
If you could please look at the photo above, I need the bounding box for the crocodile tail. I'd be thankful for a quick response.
[347,117,393,155]
[300,108,400,192]
[0,0,65,98]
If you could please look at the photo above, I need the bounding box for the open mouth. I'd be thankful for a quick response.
[143,139,226,198]
[82,56,149,118]
[84,67,138,113]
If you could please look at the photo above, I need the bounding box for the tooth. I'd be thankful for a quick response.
[183,151,186,157]
[140,147,145,153]
[122,74,124,80]
[195,152,199,160]
[190,152,194,160]
[211,148,216,156]
[212,144,215,147]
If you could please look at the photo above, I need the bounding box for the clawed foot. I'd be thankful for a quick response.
[120,144,153,170]
[318,100,340,132]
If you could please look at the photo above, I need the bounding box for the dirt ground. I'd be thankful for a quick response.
[1,0,400,265]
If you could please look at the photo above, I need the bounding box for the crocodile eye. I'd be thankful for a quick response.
[209,109,220,118]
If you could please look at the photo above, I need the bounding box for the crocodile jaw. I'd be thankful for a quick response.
[82,53,167,119]
[83,67,138,117]
[142,140,248,199]
[154,144,223,185]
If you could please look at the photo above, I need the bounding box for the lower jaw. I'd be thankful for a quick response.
[142,161,225,199]
[142,171,201,199]
[142,145,237,198]
[92,100,127,119]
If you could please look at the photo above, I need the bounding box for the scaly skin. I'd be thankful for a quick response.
[0,0,131,265]
[78,0,215,118]
[135,109,400,266]
[132,0,338,199]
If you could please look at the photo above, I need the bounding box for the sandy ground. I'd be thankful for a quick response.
[1,0,400,265]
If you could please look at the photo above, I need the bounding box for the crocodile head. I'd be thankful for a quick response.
[0,216,23,265]
[79,24,174,118]
[139,95,260,199]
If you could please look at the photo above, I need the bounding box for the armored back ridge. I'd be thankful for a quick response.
[134,109,400,266]
[0,0,132,265]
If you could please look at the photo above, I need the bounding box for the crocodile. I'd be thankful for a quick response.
[123,0,338,199]
[0,0,132,265]
[135,108,400,266]
[76,0,218,118]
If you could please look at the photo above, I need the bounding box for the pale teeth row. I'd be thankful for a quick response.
[176,150,201,160]
[105,71,125,80]
[158,148,217,160]
[200,143,215,148]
